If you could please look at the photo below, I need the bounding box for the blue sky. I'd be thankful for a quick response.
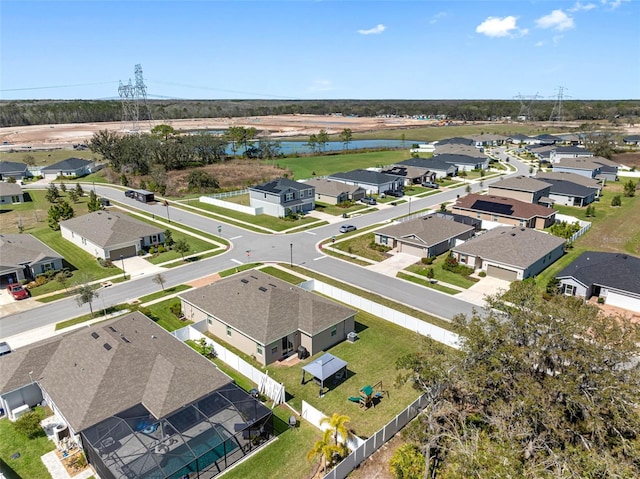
[1,0,639,100]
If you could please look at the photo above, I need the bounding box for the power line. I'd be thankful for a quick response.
[0,81,118,92]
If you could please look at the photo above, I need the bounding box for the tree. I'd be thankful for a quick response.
[151,123,177,141]
[320,413,353,456]
[611,195,621,206]
[75,182,84,197]
[317,129,329,152]
[197,337,217,359]
[187,170,219,191]
[14,410,45,439]
[75,283,99,317]
[87,190,103,212]
[47,201,74,230]
[465,184,471,194]
[153,273,167,291]
[340,128,353,151]
[59,182,67,193]
[45,183,60,203]
[22,153,36,166]
[306,429,341,474]
[307,134,318,154]
[396,286,640,478]
[623,179,636,197]
[174,238,190,260]
[68,189,79,204]
[389,444,425,479]
[164,229,175,249]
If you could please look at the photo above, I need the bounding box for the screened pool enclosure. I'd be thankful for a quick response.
[82,384,273,479]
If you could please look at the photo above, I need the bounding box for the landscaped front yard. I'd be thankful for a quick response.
[331,232,391,262]
[405,254,479,289]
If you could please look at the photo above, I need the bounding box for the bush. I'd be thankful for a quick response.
[389,444,425,479]
[442,254,474,276]
[369,241,391,253]
[426,268,435,279]
[157,245,166,254]
[169,302,182,318]
[478,271,487,278]
[421,256,434,265]
[148,246,156,255]
[611,195,621,207]
[14,410,45,439]
[597,297,605,304]
[33,274,48,287]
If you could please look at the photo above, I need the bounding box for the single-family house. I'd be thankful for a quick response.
[0,161,30,181]
[374,215,475,258]
[452,193,557,229]
[553,158,603,179]
[433,153,489,171]
[535,178,598,207]
[395,158,458,179]
[435,137,475,147]
[536,134,562,145]
[303,178,365,205]
[549,146,593,162]
[0,182,24,204]
[60,210,165,260]
[488,176,552,204]
[590,156,619,181]
[433,211,483,231]
[507,134,532,145]
[469,134,508,148]
[0,234,63,286]
[433,144,487,158]
[452,226,565,282]
[535,171,603,196]
[0,312,273,479]
[41,158,94,180]
[249,177,315,217]
[557,252,640,312]
[525,144,556,162]
[380,165,436,186]
[622,135,640,146]
[327,169,403,195]
[180,270,357,366]
[555,133,581,145]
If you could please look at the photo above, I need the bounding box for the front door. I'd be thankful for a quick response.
[281,335,293,356]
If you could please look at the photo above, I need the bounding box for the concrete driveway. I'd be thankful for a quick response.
[455,276,512,307]
[120,255,165,279]
[367,252,419,276]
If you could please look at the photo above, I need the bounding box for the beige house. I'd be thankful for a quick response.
[0,182,24,204]
[452,193,556,229]
[180,271,356,366]
[304,178,366,205]
[488,176,552,205]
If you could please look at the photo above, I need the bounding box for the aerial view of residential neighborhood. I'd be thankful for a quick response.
[1,1,639,479]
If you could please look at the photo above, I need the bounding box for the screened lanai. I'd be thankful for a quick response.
[82,384,273,479]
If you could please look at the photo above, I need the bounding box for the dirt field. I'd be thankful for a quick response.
[0,114,433,150]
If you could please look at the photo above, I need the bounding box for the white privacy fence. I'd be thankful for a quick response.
[299,280,460,349]
[555,213,591,243]
[171,322,285,406]
[199,195,262,216]
[323,394,431,479]
[301,401,364,450]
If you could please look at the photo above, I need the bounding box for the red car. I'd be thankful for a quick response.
[7,284,29,300]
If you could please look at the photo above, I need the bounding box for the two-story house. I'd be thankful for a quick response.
[249,178,315,217]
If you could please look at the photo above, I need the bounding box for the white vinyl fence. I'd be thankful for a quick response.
[555,214,591,242]
[301,401,364,450]
[299,279,460,349]
[199,195,262,216]
[323,394,431,479]
[171,322,285,405]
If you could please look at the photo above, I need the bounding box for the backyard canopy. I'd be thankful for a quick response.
[301,353,348,389]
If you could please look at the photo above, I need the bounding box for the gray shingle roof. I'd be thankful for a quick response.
[329,169,398,185]
[303,178,363,197]
[0,234,63,270]
[453,226,565,269]
[396,157,458,172]
[41,158,92,171]
[0,161,29,175]
[376,215,474,248]
[60,211,163,248]
[433,153,486,165]
[554,158,603,170]
[557,252,640,294]
[0,312,231,431]
[180,270,356,344]
[434,144,486,158]
[251,177,309,193]
[539,178,597,197]
[553,146,593,155]
[0,183,23,196]
[489,176,552,193]
[535,171,602,189]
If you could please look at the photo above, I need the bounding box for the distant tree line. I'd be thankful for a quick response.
[2,99,639,127]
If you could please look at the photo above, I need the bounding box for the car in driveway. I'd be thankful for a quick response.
[360,196,377,205]
[0,342,12,356]
[7,284,29,300]
[421,181,439,189]
[383,190,404,197]
[339,225,357,233]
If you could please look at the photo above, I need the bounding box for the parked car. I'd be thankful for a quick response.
[124,190,135,198]
[7,284,29,300]
[99,197,111,207]
[421,181,439,189]
[0,342,11,356]
[383,190,403,197]
[360,197,377,205]
[339,225,357,233]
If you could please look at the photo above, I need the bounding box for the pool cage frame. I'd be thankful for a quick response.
[82,385,273,479]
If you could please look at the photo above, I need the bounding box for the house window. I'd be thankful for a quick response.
[331,326,337,337]
[519,220,525,227]
[151,234,158,243]
[257,344,263,355]
[271,346,278,355]
[226,326,232,337]
[492,215,498,222]
[12,195,20,202]
[207,316,212,325]
[476,213,481,219]
[380,236,388,245]
[285,192,294,201]
[564,284,576,296]
[82,238,87,245]
[459,255,466,264]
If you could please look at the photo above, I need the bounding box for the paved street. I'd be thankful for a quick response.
[0,153,529,342]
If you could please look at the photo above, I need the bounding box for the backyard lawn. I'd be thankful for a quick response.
[314,201,368,216]
[141,298,193,331]
[0,149,99,167]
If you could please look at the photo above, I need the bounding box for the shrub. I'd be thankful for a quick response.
[368,241,391,253]
[442,254,474,276]
[389,444,425,479]
[34,274,48,287]
[478,271,487,278]
[14,410,45,439]
[426,268,435,279]
[148,246,156,255]
[421,256,434,265]
[169,302,182,318]
[157,245,166,254]
[611,195,621,207]
[597,297,605,304]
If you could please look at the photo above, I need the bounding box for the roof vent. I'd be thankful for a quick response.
[268,283,277,288]
[103,343,112,351]
[121,335,130,343]
[241,279,249,284]
[108,326,117,332]
[511,233,516,236]
[258,286,268,292]
[91,332,99,339]
[250,275,258,280]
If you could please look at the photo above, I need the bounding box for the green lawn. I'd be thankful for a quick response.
[314,202,368,216]
[332,232,390,262]
[137,284,192,303]
[0,149,100,167]
[406,256,479,289]
[55,304,129,330]
[141,298,193,331]
[0,409,55,479]
[219,263,263,278]
[397,272,460,294]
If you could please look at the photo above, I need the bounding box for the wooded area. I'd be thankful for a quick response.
[2,99,639,127]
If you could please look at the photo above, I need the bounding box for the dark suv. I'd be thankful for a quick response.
[125,190,135,198]
[384,190,403,198]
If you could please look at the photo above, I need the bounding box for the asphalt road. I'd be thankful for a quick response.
[0,153,529,337]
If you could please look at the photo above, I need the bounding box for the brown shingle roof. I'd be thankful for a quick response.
[453,226,565,268]
[0,233,63,269]
[453,194,556,220]
[376,215,474,248]
[180,270,356,344]
[60,211,163,248]
[0,313,231,432]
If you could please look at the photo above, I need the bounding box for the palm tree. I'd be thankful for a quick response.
[320,413,353,456]
[306,429,340,474]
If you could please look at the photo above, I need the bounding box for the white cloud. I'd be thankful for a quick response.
[308,80,334,92]
[601,0,630,9]
[358,24,386,35]
[429,12,447,24]
[536,10,575,31]
[568,1,597,12]
[475,16,522,37]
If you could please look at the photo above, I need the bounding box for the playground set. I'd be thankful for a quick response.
[348,381,389,409]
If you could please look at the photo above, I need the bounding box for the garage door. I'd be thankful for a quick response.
[486,265,518,282]
[400,243,425,257]
[606,292,640,313]
[108,245,137,260]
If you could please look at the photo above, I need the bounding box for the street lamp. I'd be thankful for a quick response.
[408,196,412,215]
[164,200,171,223]
[120,255,126,280]
[290,243,293,268]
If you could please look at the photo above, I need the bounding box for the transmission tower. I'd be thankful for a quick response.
[549,86,569,122]
[118,64,152,132]
[514,92,542,122]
